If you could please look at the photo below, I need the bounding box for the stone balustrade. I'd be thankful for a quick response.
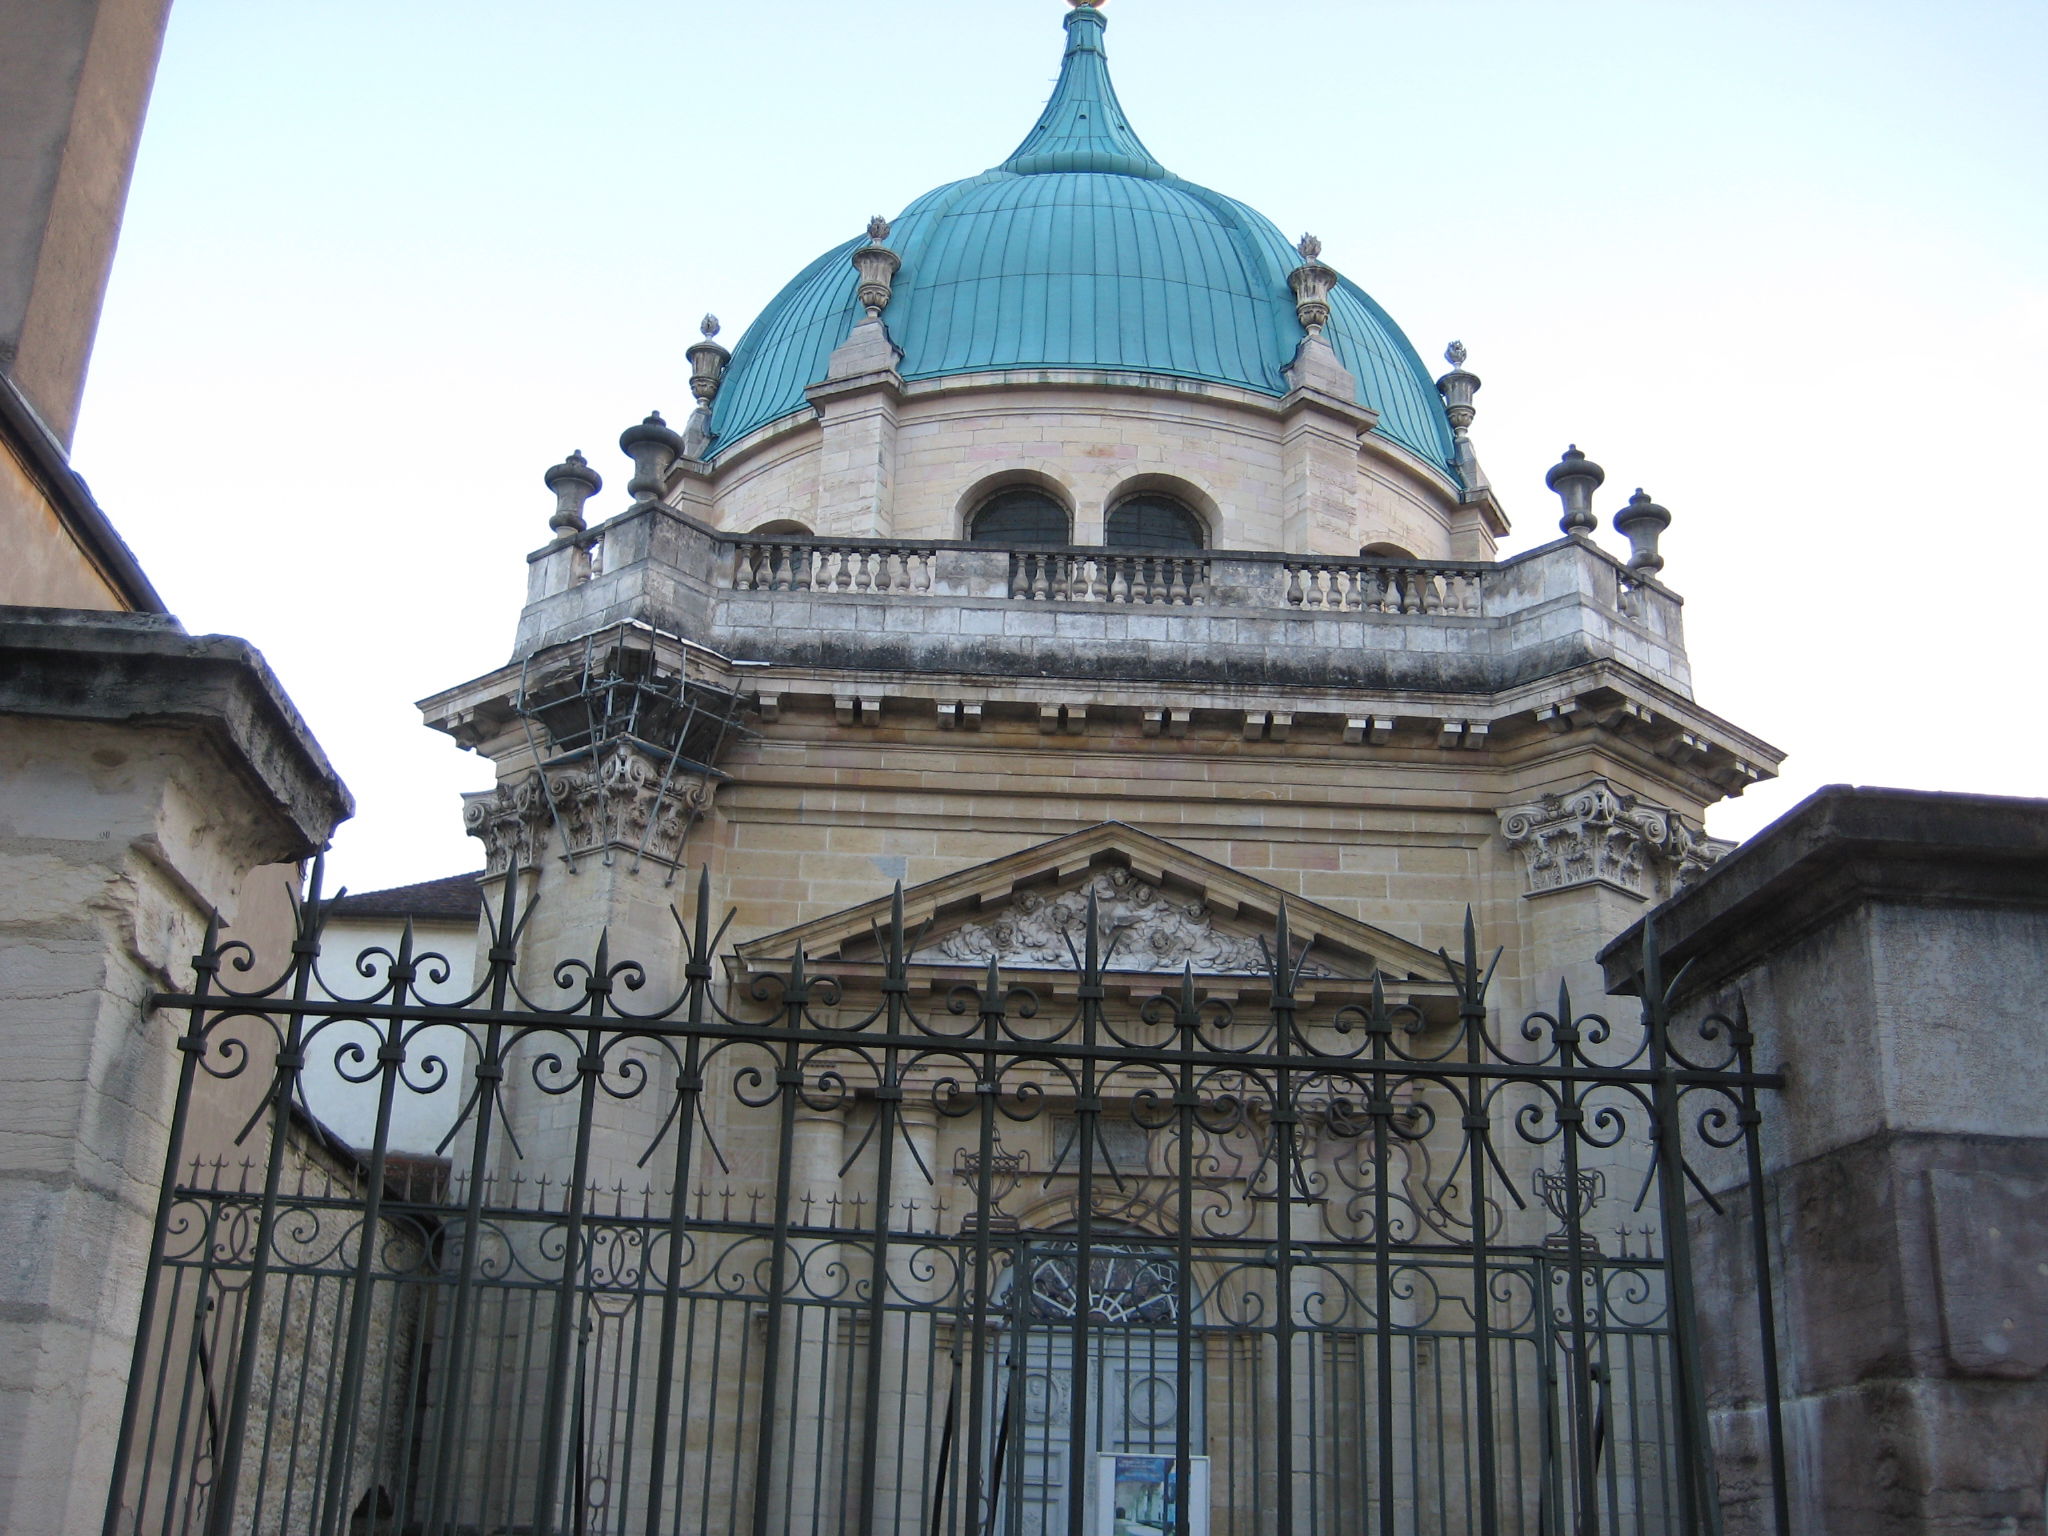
[733,539,937,595]
[1009,548,1211,606]
[720,536,1500,616]
[515,507,1694,699]
[1282,557,1486,616]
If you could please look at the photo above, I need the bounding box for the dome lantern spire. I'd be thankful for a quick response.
[999,3,1167,180]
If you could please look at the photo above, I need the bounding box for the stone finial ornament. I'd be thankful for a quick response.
[1435,341,1489,498]
[1067,0,1107,8]
[543,449,601,535]
[619,410,685,502]
[852,217,902,318]
[1545,445,1605,535]
[688,316,731,408]
[1287,234,1337,338]
[684,317,732,460]
[1436,341,1480,425]
[1613,489,1671,574]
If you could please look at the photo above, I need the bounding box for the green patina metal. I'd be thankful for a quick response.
[707,7,1457,476]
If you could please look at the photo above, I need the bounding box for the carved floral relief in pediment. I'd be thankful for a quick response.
[913,866,1332,976]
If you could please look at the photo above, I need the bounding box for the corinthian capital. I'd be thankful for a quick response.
[1499,778,1731,901]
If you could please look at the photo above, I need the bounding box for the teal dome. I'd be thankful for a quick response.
[706,8,1457,477]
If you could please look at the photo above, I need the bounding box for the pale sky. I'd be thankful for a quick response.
[75,0,2048,893]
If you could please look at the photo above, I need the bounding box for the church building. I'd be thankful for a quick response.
[100,7,1818,1535]
[387,5,1783,1532]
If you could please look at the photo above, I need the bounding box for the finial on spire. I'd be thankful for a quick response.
[1067,0,1106,8]
[1297,233,1322,262]
[1000,0,1163,179]
[1546,445,1605,536]
[699,314,720,340]
[865,215,891,244]
[1445,340,1467,370]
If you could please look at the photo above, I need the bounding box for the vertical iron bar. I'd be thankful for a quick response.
[1064,897,1103,1536]
[424,875,523,1534]
[1173,965,1197,1536]
[1553,978,1601,1536]
[531,935,615,1534]
[1731,997,1792,1536]
[750,944,814,1536]
[645,871,714,1536]
[1643,919,1723,1536]
[961,959,1004,1536]
[101,910,226,1536]
[201,876,328,1536]
[1456,914,1505,1536]
[1368,977,1397,1536]
[313,917,419,1536]
[857,887,909,1536]
[1269,907,1298,1536]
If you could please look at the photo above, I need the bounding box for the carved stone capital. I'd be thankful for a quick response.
[1498,778,1731,901]
[463,743,715,876]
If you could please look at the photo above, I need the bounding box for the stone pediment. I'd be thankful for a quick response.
[730,822,1458,990]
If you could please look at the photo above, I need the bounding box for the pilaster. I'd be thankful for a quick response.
[806,366,904,539]
[1277,382,1375,556]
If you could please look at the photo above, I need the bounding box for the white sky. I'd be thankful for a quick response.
[75,0,2048,894]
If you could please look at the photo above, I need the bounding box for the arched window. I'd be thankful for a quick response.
[1106,493,1204,551]
[968,486,1070,546]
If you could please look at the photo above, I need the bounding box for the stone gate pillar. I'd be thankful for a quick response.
[1601,786,2048,1536]
[0,609,349,1536]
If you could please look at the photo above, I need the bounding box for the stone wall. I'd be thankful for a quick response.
[0,607,349,1536]
[1602,786,2048,1535]
[672,370,1496,561]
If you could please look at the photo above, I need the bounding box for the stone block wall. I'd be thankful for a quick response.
[1603,786,2048,1535]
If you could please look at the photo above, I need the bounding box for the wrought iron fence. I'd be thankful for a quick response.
[104,868,1788,1536]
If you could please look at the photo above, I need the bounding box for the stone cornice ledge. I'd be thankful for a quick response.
[0,606,354,856]
[1599,785,2048,1001]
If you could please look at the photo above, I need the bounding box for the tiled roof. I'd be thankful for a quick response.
[329,872,486,922]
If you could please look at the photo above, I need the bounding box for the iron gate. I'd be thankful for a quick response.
[104,869,1788,1536]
